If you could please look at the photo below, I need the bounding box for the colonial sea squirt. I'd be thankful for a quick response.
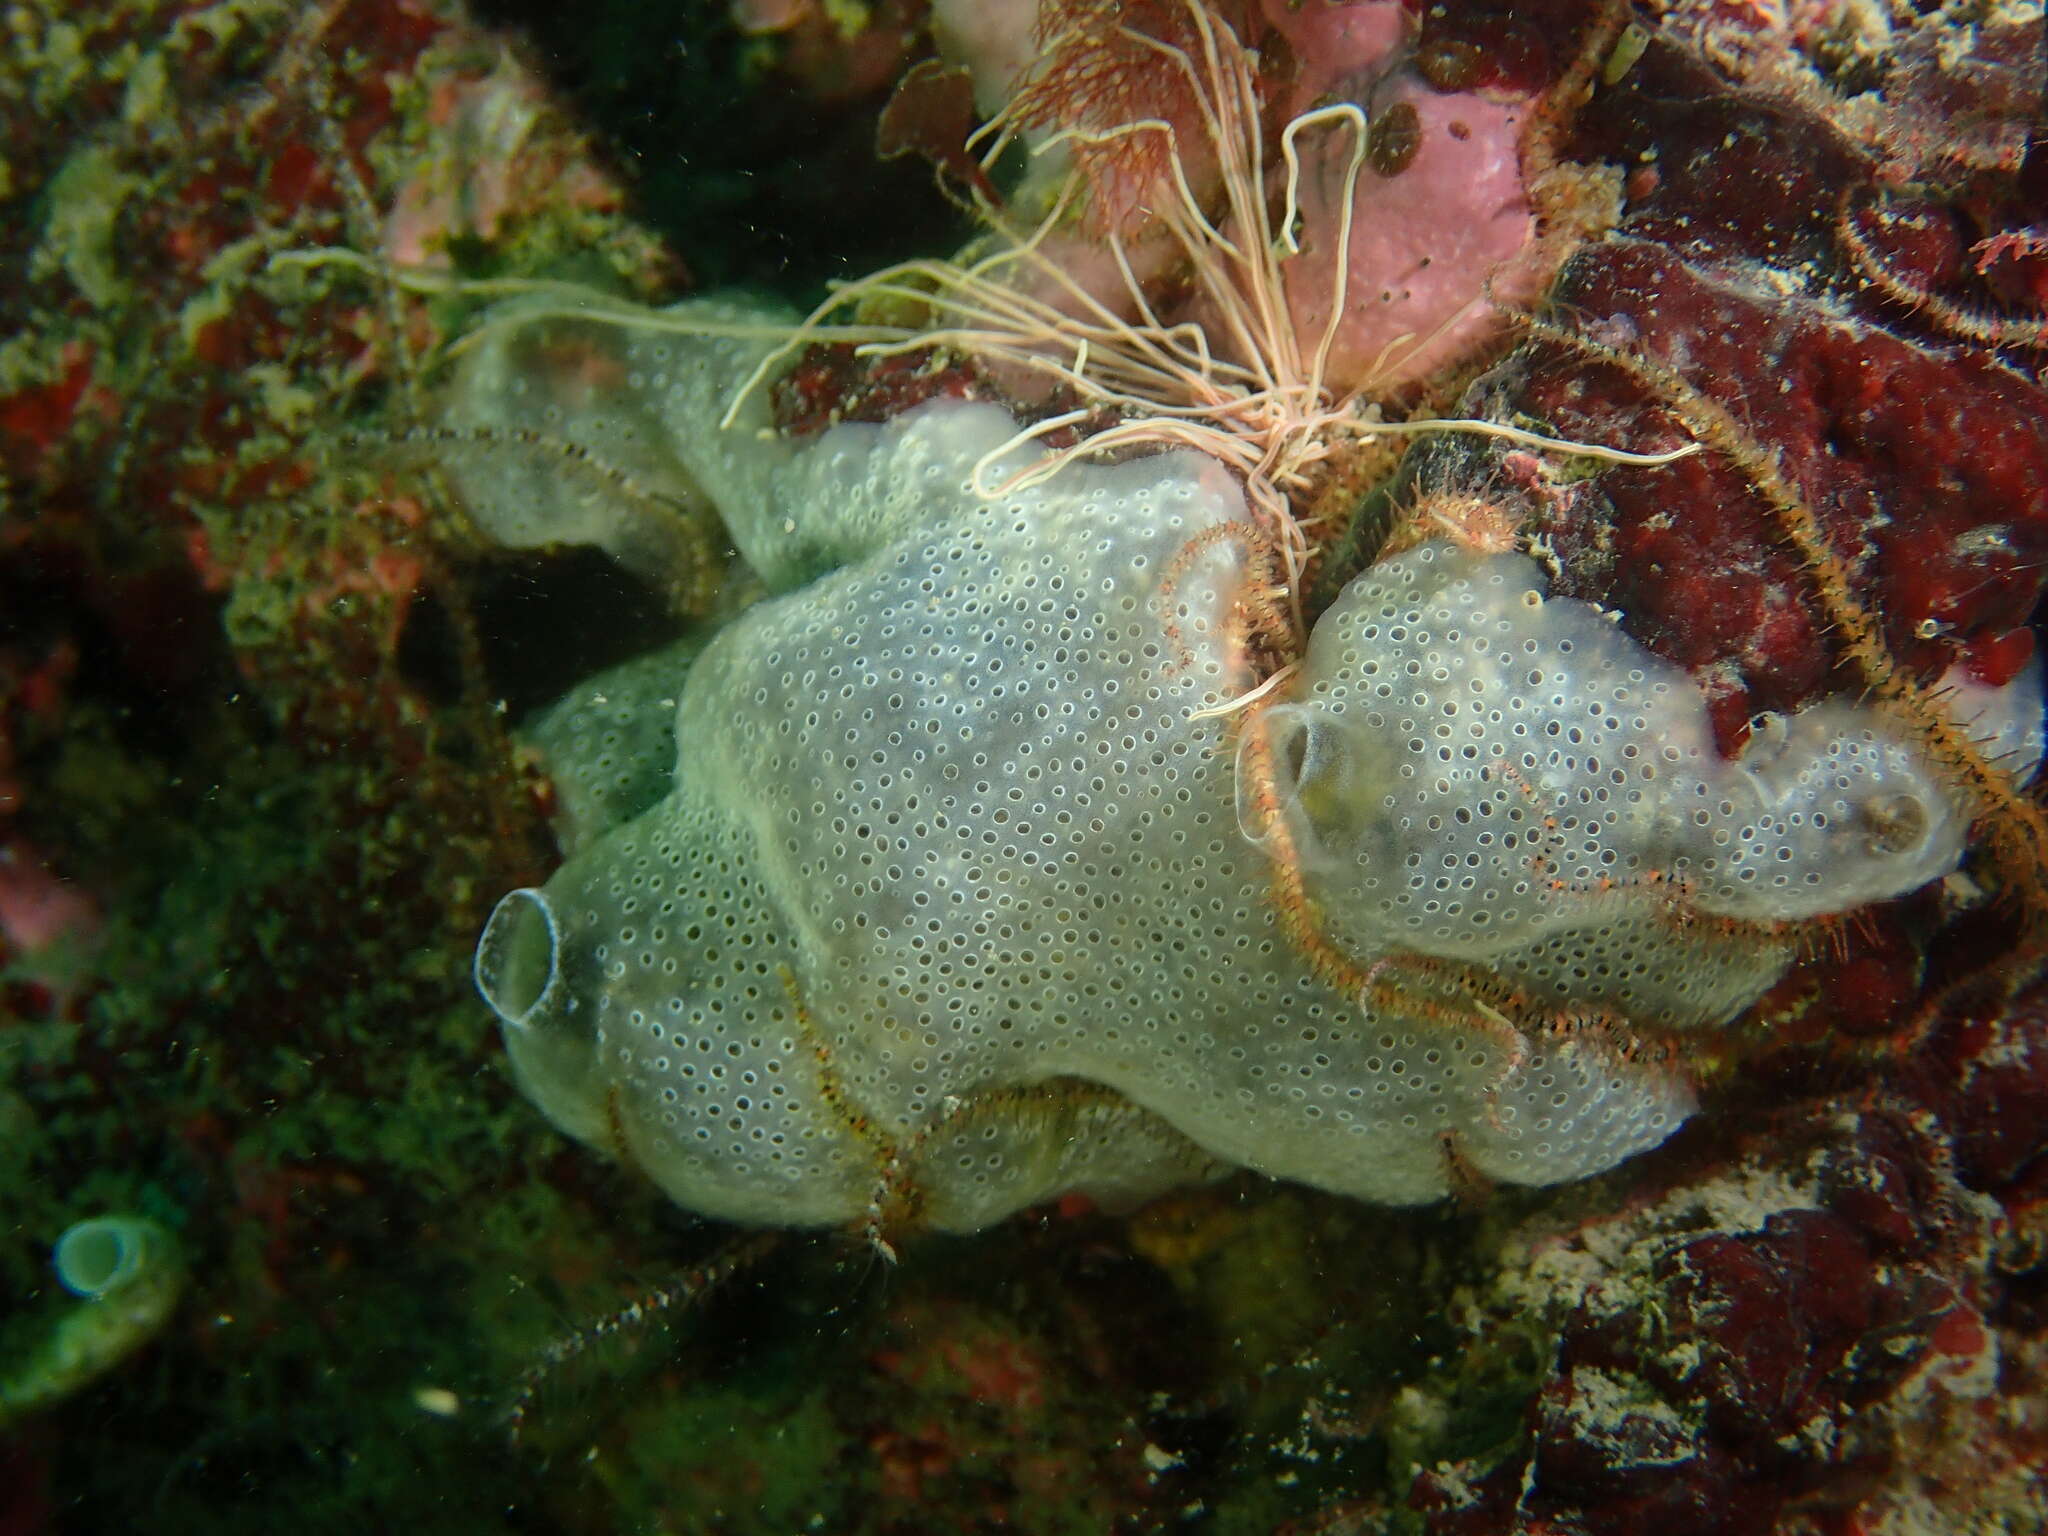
[462,301,2044,1236]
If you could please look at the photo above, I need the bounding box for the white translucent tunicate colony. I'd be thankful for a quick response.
[454,301,2042,1233]
[520,635,705,857]
[1257,544,2043,1030]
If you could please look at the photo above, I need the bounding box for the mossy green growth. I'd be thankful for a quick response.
[593,1356,851,1533]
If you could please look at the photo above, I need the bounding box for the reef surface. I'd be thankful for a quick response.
[2,2,2046,1534]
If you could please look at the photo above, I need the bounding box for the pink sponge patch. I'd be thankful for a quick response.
[0,839,98,962]
[1280,79,1537,393]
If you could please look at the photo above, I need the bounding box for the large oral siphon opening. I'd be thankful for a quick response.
[54,1218,159,1299]
[475,887,562,1030]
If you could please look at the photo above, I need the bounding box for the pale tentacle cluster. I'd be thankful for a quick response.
[721,0,1692,647]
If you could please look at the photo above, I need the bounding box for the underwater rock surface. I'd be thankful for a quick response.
[6,0,2048,1533]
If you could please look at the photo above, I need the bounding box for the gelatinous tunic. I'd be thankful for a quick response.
[460,304,2039,1232]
